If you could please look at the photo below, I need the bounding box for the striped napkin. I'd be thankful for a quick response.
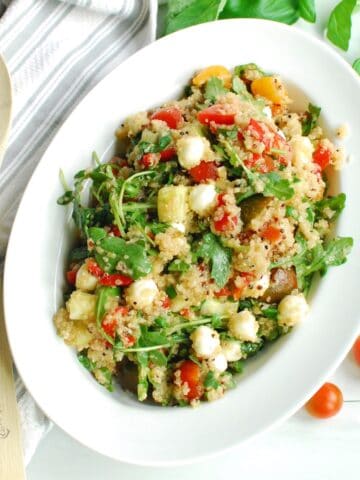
[0,0,156,464]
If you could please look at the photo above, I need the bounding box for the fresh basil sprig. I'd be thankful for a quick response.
[327,0,357,51]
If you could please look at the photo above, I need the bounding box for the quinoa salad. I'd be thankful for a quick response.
[55,64,353,406]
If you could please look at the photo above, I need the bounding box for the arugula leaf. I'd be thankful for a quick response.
[88,226,107,242]
[138,325,169,348]
[301,103,321,136]
[285,205,299,220]
[353,58,360,75]
[78,352,96,372]
[241,341,263,357]
[95,286,120,344]
[204,77,228,102]
[327,0,357,51]
[298,0,316,23]
[57,190,74,205]
[263,172,294,200]
[149,350,168,367]
[228,360,244,373]
[138,135,172,155]
[262,306,278,319]
[164,0,227,35]
[165,285,177,299]
[69,246,89,262]
[195,232,231,287]
[95,236,151,279]
[220,0,300,25]
[204,371,220,389]
[234,63,266,77]
[315,193,346,221]
[168,259,190,272]
[99,367,114,392]
[137,351,149,401]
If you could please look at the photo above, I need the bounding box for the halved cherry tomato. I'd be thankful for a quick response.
[306,383,343,419]
[141,152,160,168]
[124,334,136,347]
[261,225,281,242]
[353,337,360,365]
[160,147,176,160]
[66,270,77,285]
[180,308,191,318]
[178,360,202,401]
[217,193,226,206]
[151,107,183,129]
[313,144,331,171]
[214,213,238,232]
[189,161,218,182]
[214,287,232,298]
[99,273,133,287]
[86,259,103,278]
[197,105,235,125]
[162,296,171,309]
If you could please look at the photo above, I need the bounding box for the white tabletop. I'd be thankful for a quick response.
[27,2,360,478]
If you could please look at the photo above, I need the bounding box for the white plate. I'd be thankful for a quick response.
[4,19,360,466]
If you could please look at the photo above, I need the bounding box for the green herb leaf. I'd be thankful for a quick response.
[241,341,263,357]
[78,352,96,372]
[154,316,169,328]
[229,359,244,373]
[138,135,172,155]
[220,0,300,25]
[95,287,120,344]
[195,232,232,287]
[168,259,190,272]
[88,226,107,243]
[262,306,278,319]
[285,205,299,220]
[315,193,346,221]
[327,0,357,51]
[234,63,265,77]
[204,77,228,102]
[263,172,294,200]
[99,367,114,392]
[298,0,316,23]
[149,350,168,366]
[137,351,149,401]
[69,246,89,262]
[353,58,360,75]
[165,285,177,299]
[301,103,321,136]
[165,0,227,35]
[57,191,74,205]
[204,371,220,389]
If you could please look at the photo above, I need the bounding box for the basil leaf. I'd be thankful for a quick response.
[165,0,227,35]
[263,172,294,200]
[298,0,316,23]
[353,58,360,75]
[220,0,300,25]
[204,77,228,102]
[301,103,321,136]
[327,0,357,51]
[195,232,232,287]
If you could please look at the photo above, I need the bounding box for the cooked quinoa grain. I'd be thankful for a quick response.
[55,64,352,406]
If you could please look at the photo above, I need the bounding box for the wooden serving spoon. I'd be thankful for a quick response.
[0,55,26,479]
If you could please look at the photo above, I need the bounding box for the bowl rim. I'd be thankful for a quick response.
[3,18,360,466]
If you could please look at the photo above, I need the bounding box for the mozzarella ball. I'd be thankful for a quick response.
[221,340,242,362]
[190,326,220,359]
[291,136,314,167]
[228,310,259,342]
[189,184,217,216]
[278,293,309,327]
[263,106,272,119]
[66,290,96,322]
[125,279,158,310]
[176,135,206,169]
[208,352,228,373]
[75,263,98,292]
[170,222,186,233]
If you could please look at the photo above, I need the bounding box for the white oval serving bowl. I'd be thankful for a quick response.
[4,19,360,466]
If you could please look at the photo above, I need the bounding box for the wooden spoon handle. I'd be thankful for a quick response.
[0,282,26,478]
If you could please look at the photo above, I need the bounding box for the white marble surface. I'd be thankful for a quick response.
[27,1,360,478]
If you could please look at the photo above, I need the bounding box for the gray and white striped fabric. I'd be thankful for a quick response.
[0,0,156,463]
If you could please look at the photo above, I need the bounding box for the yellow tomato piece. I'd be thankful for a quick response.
[192,65,232,88]
[251,76,287,104]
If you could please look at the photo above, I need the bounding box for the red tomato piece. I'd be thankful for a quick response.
[214,213,238,232]
[180,308,191,318]
[246,118,272,152]
[110,225,121,237]
[160,147,176,160]
[217,193,226,206]
[189,161,218,182]
[114,306,129,316]
[306,383,343,419]
[162,296,171,309]
[313,144,331,171]
[124,333,136,347]
[151,107,183,129]
[197,105,235,125]
[245,153,275,173]
[102,317,117,338]
[141,153,159,168]
[353,337,360,365]
[178,360,202,401]
[214,287,232,298]
[66,270,77,285]
[86,259,104,278]
[99,273,133,287]
[261,225,282,242]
